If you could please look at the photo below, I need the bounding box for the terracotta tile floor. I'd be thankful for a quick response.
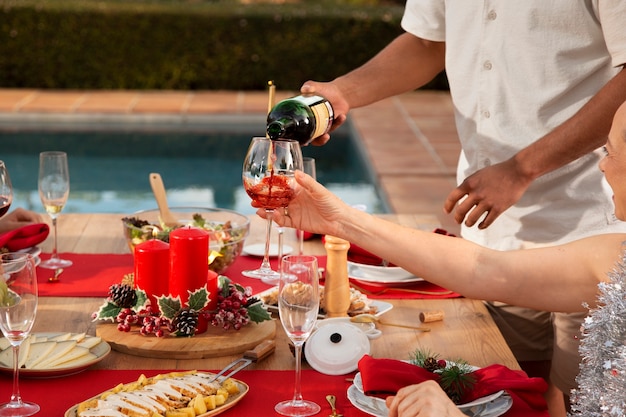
[0,88,461,233]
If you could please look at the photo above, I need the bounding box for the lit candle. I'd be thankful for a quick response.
[169,226,209,305]
[207,269,219,311]
[134,239,170,313]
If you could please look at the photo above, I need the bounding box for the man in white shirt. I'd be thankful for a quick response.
[299,2,626,415]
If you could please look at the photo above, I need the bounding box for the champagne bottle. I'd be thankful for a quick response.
[266,94,334,145]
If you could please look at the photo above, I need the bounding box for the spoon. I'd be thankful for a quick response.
[326,394,343,417]
[48,268,63,283]
[148,173,181,228]
[350,314,430,332]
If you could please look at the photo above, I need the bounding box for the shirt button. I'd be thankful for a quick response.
[483,158,491,167]
[487,10,497,20]
[483,61,492,70]
[483,111,491,118]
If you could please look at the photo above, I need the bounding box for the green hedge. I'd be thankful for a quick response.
[0,0,447,90]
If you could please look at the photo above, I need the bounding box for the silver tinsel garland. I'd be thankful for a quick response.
[569,254,626,416]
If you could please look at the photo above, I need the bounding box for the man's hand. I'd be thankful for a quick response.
[300,81,349,145]
[444,159,533,229]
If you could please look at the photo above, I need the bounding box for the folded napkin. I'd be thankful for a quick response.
[358,355,549,415]
[0,223,49,251]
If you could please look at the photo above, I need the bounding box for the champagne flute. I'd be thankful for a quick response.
[275,255,321,416]
[0,252,39,416]
[38,151,73,269]
[298,157,316,255]
[0,161,13,218]
[242,137,302,280]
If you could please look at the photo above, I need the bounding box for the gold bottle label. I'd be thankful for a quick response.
[298,95,334,139]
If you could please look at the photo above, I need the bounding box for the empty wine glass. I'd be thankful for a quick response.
[0,252,39,416]
[0,161,13,218]
[242,137,302,280]
[275,255,321,416]
[298,157,316,255]
[38,151,73,269]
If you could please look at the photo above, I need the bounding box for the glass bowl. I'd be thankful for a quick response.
[122,207,250,274]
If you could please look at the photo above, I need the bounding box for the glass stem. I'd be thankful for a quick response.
[299,230,304,256]
[260,210,274,271]
[10,345,23,405]
[292,341,304,404]
[50,216,59,260]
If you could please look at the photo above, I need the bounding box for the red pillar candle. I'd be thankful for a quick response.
[134,239,170,312]
[169,226,209,305]
[207,269,219,311]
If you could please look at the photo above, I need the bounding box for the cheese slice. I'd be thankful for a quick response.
[18,336,31,368]
[24,341,57,369]
[49,332,73,342]
[0,337,31,368]
[46,345,90,368]
[49,351,97,369]
[33,340,77,369]
[77,336,101,349]
[0,338,10,351]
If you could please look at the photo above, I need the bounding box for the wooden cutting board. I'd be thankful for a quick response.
[96,319,276,359]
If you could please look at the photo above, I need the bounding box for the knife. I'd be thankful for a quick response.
[206,339,276,383]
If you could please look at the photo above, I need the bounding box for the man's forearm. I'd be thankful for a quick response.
[332,32,446,109]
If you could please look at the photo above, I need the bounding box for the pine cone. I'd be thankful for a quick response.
[109,284,137,308]
[172,308,199,337]
[423,357,440,372]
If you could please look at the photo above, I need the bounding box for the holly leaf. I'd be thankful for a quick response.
[157,295,182,320]
[133,288,150,311]
[219,275,231,297]
[247,302,272,323]
[93,300,121,322]
[187,285,209,312]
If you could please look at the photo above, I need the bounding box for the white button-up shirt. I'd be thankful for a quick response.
[402,0,626,249]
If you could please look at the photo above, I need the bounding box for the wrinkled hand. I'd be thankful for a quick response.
[300,81,349,146]
[386,381,464,417]
[444,159,532,229]
[0,208,45,234]
[253,171,347,237]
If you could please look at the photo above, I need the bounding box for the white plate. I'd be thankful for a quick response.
[348,261,423,284]
[351,371,508,415]
[17,246,42,258]
[243,243,293,257]
[0,332,110,378]
[347,383,512,417]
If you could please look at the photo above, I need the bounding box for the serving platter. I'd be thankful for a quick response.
[0,332,110,378]
[64,372,249,417]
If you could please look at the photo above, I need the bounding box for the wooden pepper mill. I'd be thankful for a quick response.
[323,235,351,317]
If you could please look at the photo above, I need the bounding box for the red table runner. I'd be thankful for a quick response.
[0,368,544,416]
[37,252,458,299]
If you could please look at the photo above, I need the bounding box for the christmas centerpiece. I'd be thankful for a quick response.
[93,275,271,337]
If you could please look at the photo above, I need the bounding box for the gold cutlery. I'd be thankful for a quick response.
[326,394,343,417]
[48,268,63,283]
[350,313,430,332]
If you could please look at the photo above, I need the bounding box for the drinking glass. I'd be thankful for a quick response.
[298,157,316,255]
[275,255,321,416]
[38,151,73,269]
[242,137,302,280]
[0,253,39,416]
[0,161,13,218]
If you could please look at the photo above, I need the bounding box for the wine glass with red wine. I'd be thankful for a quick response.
[242,137,303,280]
[0,161,13,218]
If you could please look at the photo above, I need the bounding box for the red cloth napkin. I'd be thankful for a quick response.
[0,223,49,251]
[358,355,549,417]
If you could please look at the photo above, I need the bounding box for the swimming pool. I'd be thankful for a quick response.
[0,115,388,216]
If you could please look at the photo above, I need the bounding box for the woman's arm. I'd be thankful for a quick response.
[261,171,623,312]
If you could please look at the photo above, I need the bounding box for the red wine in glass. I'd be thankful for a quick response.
[0,161,13,219]
[244,174,295,209]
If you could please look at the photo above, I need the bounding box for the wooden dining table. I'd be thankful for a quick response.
[32,212,519,371]
[16,212,525,416]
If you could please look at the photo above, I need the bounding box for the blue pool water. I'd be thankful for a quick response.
[0,118,387,216]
